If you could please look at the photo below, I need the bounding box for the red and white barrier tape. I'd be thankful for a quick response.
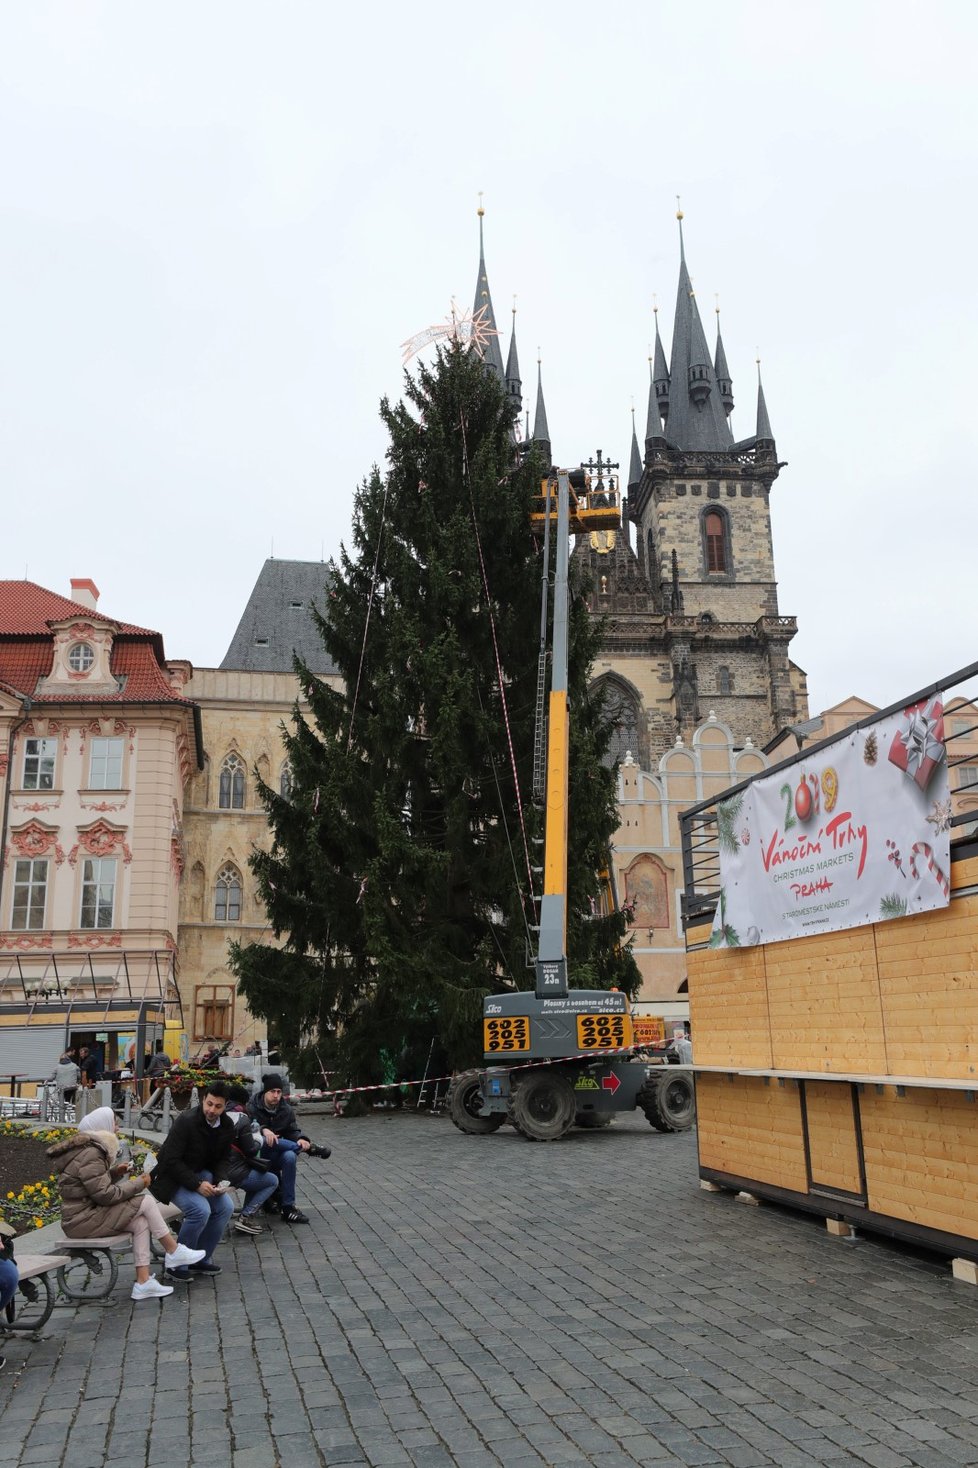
[321,1045,648,1102]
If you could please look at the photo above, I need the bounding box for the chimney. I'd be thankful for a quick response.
[70,578,100,610]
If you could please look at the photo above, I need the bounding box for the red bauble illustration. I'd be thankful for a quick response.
[795,778,813,822]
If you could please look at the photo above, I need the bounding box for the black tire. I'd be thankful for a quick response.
[510,1071,576,1141]
[638,1071,695,1132]
[575,1112,614,1129]
[448,1071,505,1135]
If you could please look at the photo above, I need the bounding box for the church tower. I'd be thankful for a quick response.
[580,210,807,761]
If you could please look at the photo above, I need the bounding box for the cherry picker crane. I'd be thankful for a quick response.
[448,467,695,1140]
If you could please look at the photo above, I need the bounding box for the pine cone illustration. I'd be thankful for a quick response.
[864,731,878,765]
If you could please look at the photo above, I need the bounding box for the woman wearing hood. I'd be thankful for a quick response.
[47,1107,207,1301]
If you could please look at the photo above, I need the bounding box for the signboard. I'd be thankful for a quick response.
[576,1013,632,1050]
[631,1015,666,1046]
[483,1016,530,1053]
[711,699,951,948]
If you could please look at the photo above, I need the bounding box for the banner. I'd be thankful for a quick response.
[711,699,951,947]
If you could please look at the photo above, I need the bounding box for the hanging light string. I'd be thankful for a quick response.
[457,407,537,913]
[346,475,391,753]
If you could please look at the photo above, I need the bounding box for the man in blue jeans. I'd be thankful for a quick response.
[249,1073,329,1225]
[150,1080,235,1277]
[225,1084,279,1234]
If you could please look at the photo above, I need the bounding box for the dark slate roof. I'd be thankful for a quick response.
[505,310,521,393]
[756,363,774,442]
[646,353,665,441]
[664,222,734,452]
[628,412,643,487]
[532,359,551,445]
[472,210,506,381]
[220,560,339,675]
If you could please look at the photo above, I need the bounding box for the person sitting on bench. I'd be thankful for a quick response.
[47,1107,205,1301]
[248,1073,330,1225]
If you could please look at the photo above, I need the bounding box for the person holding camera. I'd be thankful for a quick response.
[248,1073,330,1225]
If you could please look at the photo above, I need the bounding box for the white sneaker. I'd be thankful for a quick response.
[168,1243,207,1268]
[131,1278,174,1301]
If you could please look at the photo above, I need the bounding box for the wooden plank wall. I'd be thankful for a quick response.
[861,1087,978,1241]
[697,1075,808,1192]
[688,851,978,1082]
[804,1081,862,1194]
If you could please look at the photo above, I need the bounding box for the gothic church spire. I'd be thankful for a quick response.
[473,200,506,381]
[664,209,733,451]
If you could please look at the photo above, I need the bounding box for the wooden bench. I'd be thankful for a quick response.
[2,1253,71,1332]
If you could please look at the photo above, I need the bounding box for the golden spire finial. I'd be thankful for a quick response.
[477,190,484,218]
[652,292,658,318]
[676,194,683,221]
[715,292,720,318]
[511,293,517,319]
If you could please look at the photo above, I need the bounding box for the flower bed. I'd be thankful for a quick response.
[0,1121,153,1235]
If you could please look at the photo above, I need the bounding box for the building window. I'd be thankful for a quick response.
[89,737,124,790]
[194,984,234,1041]
[23,737,57,791]
[957,765,978,790]
[717,666,732,695]
[218,754,245,809]
[80,858,117,929]
[11,859,48,930]
[214,866,242,923]
[280,764,293,800]
[68,642,95,672]
[704,511,728,573]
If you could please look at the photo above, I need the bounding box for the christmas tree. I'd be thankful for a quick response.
[230,344,639,1085]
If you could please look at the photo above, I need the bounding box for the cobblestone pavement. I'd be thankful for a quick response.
[3,1109,978,1468]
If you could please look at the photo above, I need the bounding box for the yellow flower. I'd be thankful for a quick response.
[5,1192,12,1200]
[34,1217,43,1227]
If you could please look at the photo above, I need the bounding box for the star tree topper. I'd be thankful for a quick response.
[401,300,500,364]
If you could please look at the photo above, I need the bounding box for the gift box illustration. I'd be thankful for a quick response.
[888,699,946,791]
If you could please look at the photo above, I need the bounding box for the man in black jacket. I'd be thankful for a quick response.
[150,1080,234,1277]
[249,1073,329,1225]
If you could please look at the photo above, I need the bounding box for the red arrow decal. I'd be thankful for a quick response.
[601,1072,621,1094]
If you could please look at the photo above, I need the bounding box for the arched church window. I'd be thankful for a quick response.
[718,666,732,695]
[218,753,245,810]
[704,510,728,573]
[600,684,641,769]
[214,865,242,923]
[280,763,293,800]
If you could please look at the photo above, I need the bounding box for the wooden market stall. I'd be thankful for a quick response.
[680,664,978,1271]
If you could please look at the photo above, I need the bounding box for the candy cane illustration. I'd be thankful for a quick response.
[909,842,950,900]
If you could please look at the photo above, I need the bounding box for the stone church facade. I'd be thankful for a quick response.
[476,208,808,1013]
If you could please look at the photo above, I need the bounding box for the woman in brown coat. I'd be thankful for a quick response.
[47,1107,206,1301]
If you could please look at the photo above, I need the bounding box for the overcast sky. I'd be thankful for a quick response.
[3,1,977,718]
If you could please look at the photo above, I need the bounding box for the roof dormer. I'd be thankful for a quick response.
[35,616,121,698]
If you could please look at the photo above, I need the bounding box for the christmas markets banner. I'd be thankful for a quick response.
[710,699,951,948]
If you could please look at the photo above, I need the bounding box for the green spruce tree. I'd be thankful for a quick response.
[230,344,639,1085]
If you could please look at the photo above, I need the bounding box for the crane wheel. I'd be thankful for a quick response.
[575,1112,614,1129]
[510,1071,576,1141]
[448,1071,505,1135]
[637,1071,695,1132]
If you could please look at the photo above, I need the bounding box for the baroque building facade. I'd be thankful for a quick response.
[0,579,202,1076]
[177,560,340,1052]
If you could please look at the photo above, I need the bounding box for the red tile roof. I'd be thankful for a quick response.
[0,581,155,637]
[0,580,191,706]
